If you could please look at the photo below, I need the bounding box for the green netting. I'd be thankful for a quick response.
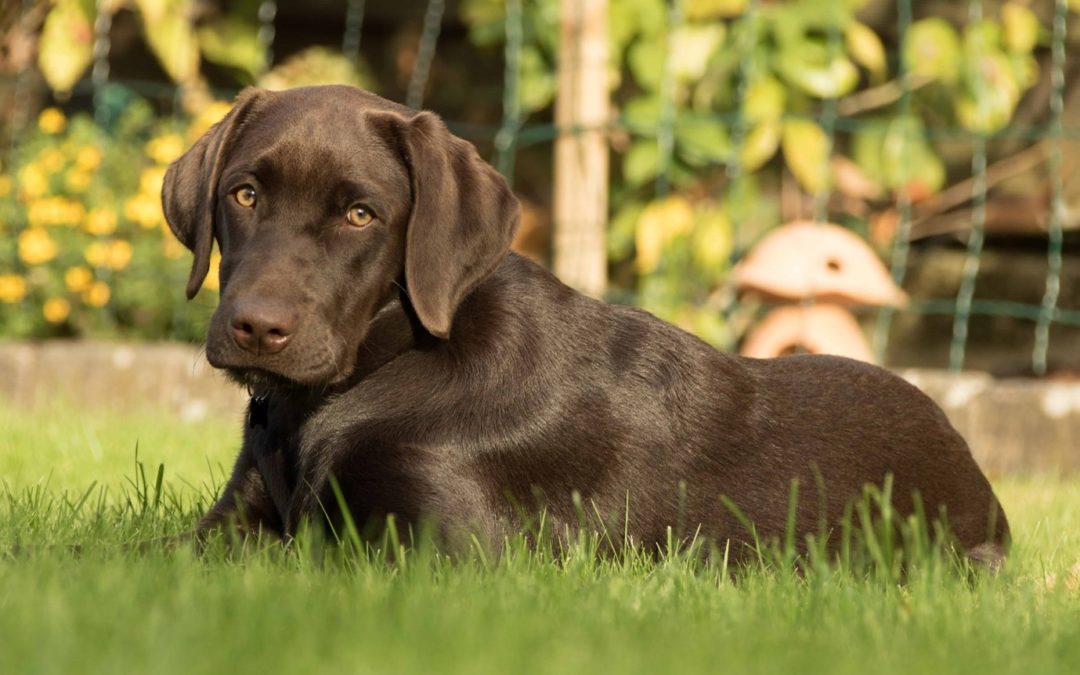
[1033,0,1070,375]
[406,0,445,109]
[494,0,523,182]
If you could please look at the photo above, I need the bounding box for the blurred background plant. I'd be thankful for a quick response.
[1,0,1078,374]
[1,98,191,338]
[1,0,375,340]
[462,0,1051,346]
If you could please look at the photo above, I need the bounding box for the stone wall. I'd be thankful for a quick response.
[0,341,246,422]
[899,369,1080,476]
[1,342,1077,474]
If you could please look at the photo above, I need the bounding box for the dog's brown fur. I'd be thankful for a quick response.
[163,85,1009,563]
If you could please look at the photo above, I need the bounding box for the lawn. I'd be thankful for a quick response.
[1,402,1078,675]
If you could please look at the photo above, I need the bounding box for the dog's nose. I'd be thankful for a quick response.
[230,299,297,355]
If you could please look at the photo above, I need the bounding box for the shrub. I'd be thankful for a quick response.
[0,92,229,341]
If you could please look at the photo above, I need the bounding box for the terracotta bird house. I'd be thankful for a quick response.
[731,221,906,362]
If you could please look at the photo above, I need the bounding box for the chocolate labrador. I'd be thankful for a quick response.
[163,85,1008,564]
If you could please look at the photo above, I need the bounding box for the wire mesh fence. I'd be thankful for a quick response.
[0,0,1076,376]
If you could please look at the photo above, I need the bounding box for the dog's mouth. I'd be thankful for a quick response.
[205,321,354,392]
[223,366,308,396]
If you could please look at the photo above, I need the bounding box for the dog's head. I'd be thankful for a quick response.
[162,86,520,387]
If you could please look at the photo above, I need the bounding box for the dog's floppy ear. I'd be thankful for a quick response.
[162,89,266,299]
[375,110,520,339]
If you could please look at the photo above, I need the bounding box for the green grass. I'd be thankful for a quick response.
[1,403,1079,675]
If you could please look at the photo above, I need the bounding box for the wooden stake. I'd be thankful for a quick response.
[553,0,609,297]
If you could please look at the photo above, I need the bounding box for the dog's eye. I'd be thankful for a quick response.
[346,205,375,228]
[233,186,257,208]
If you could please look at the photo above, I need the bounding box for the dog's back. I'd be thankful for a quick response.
[308,253,1008,562]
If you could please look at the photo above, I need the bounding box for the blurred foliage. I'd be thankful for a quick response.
[36,0,374,108]
[4,1,375,340]
[0,92,244,336]
[0,95,226,340]
[1,0,1067,343]
[462,0,1054,346]
[40,0,210,101]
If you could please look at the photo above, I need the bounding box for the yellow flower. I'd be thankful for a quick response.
[38,107,67,135]
[40,148,65,172]
[75,146,102,171]
[65,168,93,193]
[204,251,222,291]
[17,163,48,200]
[26,199,52,227]
[0,274,28,303]
[84,240,132,270]
[124,193,164,229]
[27,197,84,227]
[106,240,132,270]
[0,175,12,197]
[84,241,107,267]
[18,227,58,265]
[64,200,85,225]
[139,166,167,196]
[83,280,110,307]
[42,297,71,323]
[65,266,93,292]
[83,207,117,235]
[145,133,185,165]
[189,101,233,141]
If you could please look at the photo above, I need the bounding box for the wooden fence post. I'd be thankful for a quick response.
[553,0,609,297]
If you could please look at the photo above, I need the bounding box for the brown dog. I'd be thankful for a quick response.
[163,85,1008,564]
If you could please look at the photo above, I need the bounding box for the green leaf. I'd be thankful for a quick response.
[1001,2,1041,54]
[197,18,266,80]
[958,35,1023,133]
[955,91,1016,134]
[622,95,662,132]
[258,47,372,91]
[608,201,646,260]
[781,119,830,194]
[691,309,731,348]
[38,0,95,96]
[669,25,725,83]
[857,117,945,197]
[623,142,661,187]
[459,0,506,46]
[684,0,748,20]
[135,0,200,84]
[518,46,557,112]
[636,196,694,274]
[776,40,859,99]
[852,126,886,188]
[743,75,786,123]
[904,18,961,84]
[691,207,733,272]
[675,117,730,166]
[738,121,781,171]
[628,36,666,91]
[608,0,668,51]
[845,22,887,79]
[884,118,945,197]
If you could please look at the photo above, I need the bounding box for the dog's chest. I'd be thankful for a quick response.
[246,397,302,522]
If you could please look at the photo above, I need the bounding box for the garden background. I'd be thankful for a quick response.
[2,0,1079,375]
[1,3,1079,674]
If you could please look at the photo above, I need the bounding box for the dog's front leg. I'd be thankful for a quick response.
[195,398,287,544]
[195,450,283,543]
